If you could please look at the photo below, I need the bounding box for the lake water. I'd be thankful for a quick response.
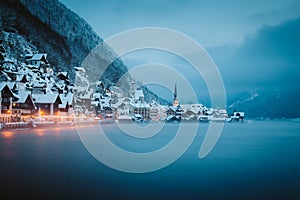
[0,120,299,199]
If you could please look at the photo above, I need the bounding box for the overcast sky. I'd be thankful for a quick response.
[61,0,300,104]
[61,0,300,47]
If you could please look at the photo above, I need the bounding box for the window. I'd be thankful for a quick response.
[2,97,9,103]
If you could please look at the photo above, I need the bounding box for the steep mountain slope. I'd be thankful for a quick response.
[0,0,127,82]
[0,0,71,70]
[0,0,166,103]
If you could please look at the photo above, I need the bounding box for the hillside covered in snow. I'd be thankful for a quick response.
[0,0,165,103]
[0,0,125,81]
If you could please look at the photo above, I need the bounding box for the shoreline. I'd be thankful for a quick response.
[1,118,299,131]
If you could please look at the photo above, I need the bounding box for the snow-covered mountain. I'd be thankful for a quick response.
[0,0,125,81]
[0,0,166,104]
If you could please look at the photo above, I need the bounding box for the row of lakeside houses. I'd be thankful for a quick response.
[1,48,74,123]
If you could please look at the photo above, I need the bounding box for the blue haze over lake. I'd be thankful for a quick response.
[0,121,299,199]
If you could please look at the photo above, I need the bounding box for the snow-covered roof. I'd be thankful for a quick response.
[134,90,144,100]
[59,93,73,106]
[167,115,176,121]
[0,82,19,98]
[218,109,227,114]
[166,105,184,113]
[14,91,30,103]
[57,72,68,77]
[74,67,86,72]
[91,101,99,106]
[130,101,150,108]
[96,81,103,87]
[16,74,25,82]
[134,114,143,118]
[52,83,64,90]
[234,112,244,117]
[32,93,59,104]
[4,57,14,64]
[6,81,16,89]
[166,107,176,112]
[25,53,33,58]
[180,104,205,113]
[205,109,213,115]
[32,82,46,88]
[59,100,68,109]
[14,91,35,109]
[79,90,93,99]
[92,92,101,100]
[27,53,47,61]
[0,82,7,91]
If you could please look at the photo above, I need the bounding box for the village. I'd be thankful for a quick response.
[0,45,244,129]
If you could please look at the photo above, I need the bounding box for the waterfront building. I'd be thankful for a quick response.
[32,93,62,116]
[166,84,183,122]
[129,90,150,120]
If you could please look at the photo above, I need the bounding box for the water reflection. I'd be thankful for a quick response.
[0,131,16,157]
[35,129,45,137]
[1,131,15,139]
[0,121,299,200]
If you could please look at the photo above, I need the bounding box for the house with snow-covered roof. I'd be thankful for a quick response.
[17,74,29,83]
[166,84,183,122]
[26,53,49,73]
[76,89,93,112]
[26,53,48,66]
[5,81,18,92]
[0,82,18,115]
[32,93,62,116]
[166,106,184,121]
[57,72,69,80]
[129,90,150,120]
[93,92,116,122]
[12,91,36,116]
[59,93,74,115]
[134,90,144,102]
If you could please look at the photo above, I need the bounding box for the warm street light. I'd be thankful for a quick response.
[39,110,44,124]
[9,97,12,123]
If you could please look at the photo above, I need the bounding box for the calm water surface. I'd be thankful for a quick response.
[0,120,299,199]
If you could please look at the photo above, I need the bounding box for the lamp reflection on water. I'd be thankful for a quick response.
[1,131,14,139]
[35,129,44,137]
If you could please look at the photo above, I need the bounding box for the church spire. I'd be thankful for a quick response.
[174,83,177,101]
[173,83,179,107]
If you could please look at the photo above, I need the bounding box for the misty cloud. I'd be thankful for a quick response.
[210,17,300,92]
[208,17,300,117]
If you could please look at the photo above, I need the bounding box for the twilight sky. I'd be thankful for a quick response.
[61,0,300,47]
[61,0,300,105]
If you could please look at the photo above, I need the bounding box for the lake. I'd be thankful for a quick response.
[0,120,299,199]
